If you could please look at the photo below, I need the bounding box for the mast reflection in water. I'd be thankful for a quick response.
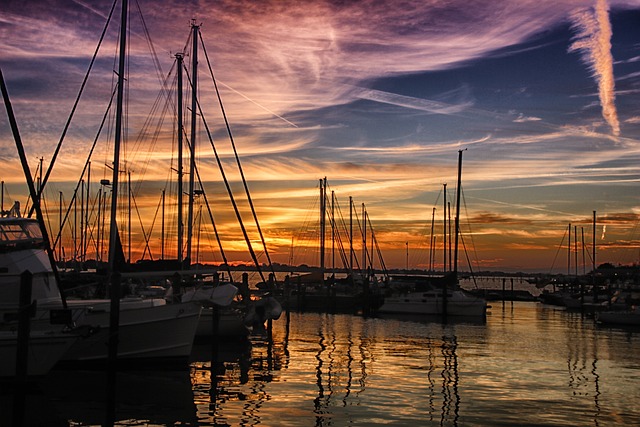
[190,304,640,426]
[6,302,640,425]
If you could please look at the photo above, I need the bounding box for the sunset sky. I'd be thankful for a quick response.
[1,0,640,273]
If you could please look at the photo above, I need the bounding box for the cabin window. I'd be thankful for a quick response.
[0,220,43,247]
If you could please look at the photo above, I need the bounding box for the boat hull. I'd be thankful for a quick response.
[0,331,78,377]
[596,310,640,326]
[195,306,250,339]
[60,301,201,363]
[379,291,487,317]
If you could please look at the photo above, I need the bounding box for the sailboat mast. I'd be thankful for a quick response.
[429,207,435,272]
[186,21,199,268]
[331,190,335,272]
[349,196,353,272]
[319,178,325,275]
[592,211,596,272]
[567,223,571,276]
[443,183,447,272]
[161,189,165,260]
[453,149,464,276]
[107,0,127,273]
[362,202,366,274]
[176,52,184,264]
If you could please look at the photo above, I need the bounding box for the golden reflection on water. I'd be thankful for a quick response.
[3,302,640,425]
[187,303,640,427]
[190,312,476,426]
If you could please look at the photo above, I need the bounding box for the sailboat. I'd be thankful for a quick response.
[378,150,487,318]
[0,0,201,365]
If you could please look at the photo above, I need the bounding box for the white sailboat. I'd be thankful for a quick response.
[379,275,487,317]
[378,150,487,318]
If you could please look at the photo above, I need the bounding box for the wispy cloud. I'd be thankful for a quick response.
[569,0,620,136]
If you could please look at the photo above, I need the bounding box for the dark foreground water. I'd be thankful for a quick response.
[4,302,640,426]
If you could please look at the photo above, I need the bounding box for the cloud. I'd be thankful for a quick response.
[569,0,620,136]
[513,113,542,123]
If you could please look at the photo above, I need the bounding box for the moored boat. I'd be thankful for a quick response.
[378,151,487,319]
[0,216,201,364]
[596,306,640,326]
[0,330,79,377]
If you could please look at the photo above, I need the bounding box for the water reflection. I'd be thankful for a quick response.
[9,304,639,426]
[564,312,601,426]
[440,334,460,426]
[1,368,198,426]
[189,312,476,426]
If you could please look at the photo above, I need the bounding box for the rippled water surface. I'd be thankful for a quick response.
[5,302,640,426]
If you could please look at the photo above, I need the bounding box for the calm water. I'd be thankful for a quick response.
[4,301,640,426]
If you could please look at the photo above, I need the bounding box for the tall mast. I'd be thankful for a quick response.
[592,211,596,272]
[331,190,335,272]
[567,223,571,276]
[429,207,436,272]
[443,183,447,273]
[85,161,91,260]
[362,203,366,273]
[453,149,464,276]
[574,225,578,277]
[107,0,127,273]
[161,189,165,260]
[185,21,199,268]
[319,178,325,275]
[349,196,353,272]
[175,52,184,264]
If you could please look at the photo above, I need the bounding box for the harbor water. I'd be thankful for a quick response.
[4,301,640,426]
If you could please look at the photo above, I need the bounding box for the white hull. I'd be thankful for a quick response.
[59,301,201,362]
[0,330,78,377]
[379,290,487,317]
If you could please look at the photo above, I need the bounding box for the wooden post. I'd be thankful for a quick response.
[16,270,33,381]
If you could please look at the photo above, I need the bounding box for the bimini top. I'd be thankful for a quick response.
[0,217,44,250]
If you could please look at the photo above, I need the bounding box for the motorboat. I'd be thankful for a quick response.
[0,216,201,364]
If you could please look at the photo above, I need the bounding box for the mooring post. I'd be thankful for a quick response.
[16,270,33,382]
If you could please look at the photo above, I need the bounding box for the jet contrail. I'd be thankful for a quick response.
[569,0,620,136]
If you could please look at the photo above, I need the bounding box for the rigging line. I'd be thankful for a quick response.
[549,226,568,275]
[290,192,319,266]
[82,190,100,259]
[367,214,388,277]
[193,161,234,282]
[31,0,118,218]
[199,33,275,275]
[460,187,480,270]
[53,87,118,251]
[131,187,153,261]
[459,234,478,289]
[134,0,167,95]
[185,71,267,284]
[129,69,176,196]
[127,31,180,191]
[326,200,348,271]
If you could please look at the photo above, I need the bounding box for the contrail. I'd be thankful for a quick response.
[569,0,620,136]
[349,85,473,115]
[216,80,299,128]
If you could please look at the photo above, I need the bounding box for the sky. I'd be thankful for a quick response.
[1,0,640,273]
